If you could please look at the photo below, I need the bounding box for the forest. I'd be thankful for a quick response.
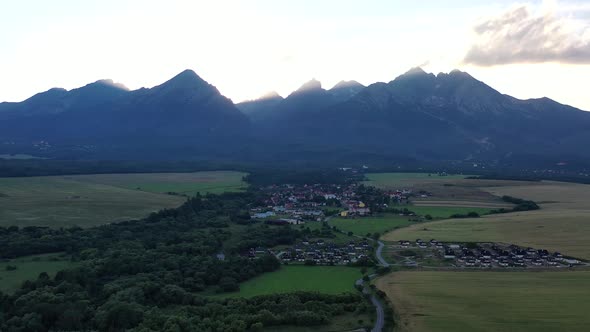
[0,191,369,331]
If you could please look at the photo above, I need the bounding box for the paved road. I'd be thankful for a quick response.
[327,217,388,332]
[370,294,385,332]
[356,274,386,332]
[375,240,389,267]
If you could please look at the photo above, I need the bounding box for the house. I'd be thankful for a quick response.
[253,211,276,219]
[444,251,455,259]
[340,211,348,217]
[253,247,267,254]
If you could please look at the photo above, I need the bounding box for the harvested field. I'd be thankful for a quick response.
[376,270,590,332]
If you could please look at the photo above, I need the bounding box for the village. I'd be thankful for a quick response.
[393,240,584,269]
[249,182,414,224]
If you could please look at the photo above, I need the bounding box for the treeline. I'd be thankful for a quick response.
[488,196,540,214]
[0,191,370,331]
[0,283,368,331]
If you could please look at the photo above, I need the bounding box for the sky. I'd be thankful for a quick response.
[1,0,590,110]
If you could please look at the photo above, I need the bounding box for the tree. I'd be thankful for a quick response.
[251,322,264,331]
[218,277,239,293]
[22,312,44,332]
[94,301,144,331]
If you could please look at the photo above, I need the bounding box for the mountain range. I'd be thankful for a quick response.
[1,68,589,167]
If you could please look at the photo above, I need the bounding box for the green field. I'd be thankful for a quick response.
[0,171,247,228]
[376,271,590,332]
[67,171,247,196]
[0,154,45,160]
[331,214,413,236]
[265,312,373,332]
[407,206,493,218]
[221,266,361,298]
[364,173,467,189]
[0,253,75,293]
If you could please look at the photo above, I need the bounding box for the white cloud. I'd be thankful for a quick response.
[464,2,590,65]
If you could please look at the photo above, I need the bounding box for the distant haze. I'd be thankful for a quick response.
[1,0,589,111]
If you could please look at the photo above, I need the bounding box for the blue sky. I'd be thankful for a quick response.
[1,0,589,110]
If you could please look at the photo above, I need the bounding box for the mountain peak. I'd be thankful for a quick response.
[392,67,436,85]
[331,80,364,90]
[90,79,129,91]
[295,79,322,93]
[258,91,283,101]
[448,69,473,79]
[164,69,207,87]
[404,67,427,76]
[329,80,365,102]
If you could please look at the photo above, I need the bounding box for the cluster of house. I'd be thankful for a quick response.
[251,183,376,222]
[339,200,370,217]
[278,239,372,265]
[383,189,413,203]
[397,239,583,268]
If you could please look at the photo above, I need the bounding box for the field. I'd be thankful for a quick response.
[265,312,373,332]
[330,214,413,236]
[407,206,493,219]
[376,271,590,332]
[0,154,45,160]
[366,173,520,207]
[220,266,362,298]
[0,253,75,293]
[364,173,468,188]
[66,171,247,196]
[0,171,247,228]
[382,181,590,259]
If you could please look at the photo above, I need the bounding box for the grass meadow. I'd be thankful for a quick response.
[0,171,247,228]
[330,214,414,236]
[407,206,493,218]
[0,253,76,293]
[66,171,247,196]
[220,265,362,298]
[364,173,468,189]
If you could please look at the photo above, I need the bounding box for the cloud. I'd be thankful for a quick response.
[464,4,590,66]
